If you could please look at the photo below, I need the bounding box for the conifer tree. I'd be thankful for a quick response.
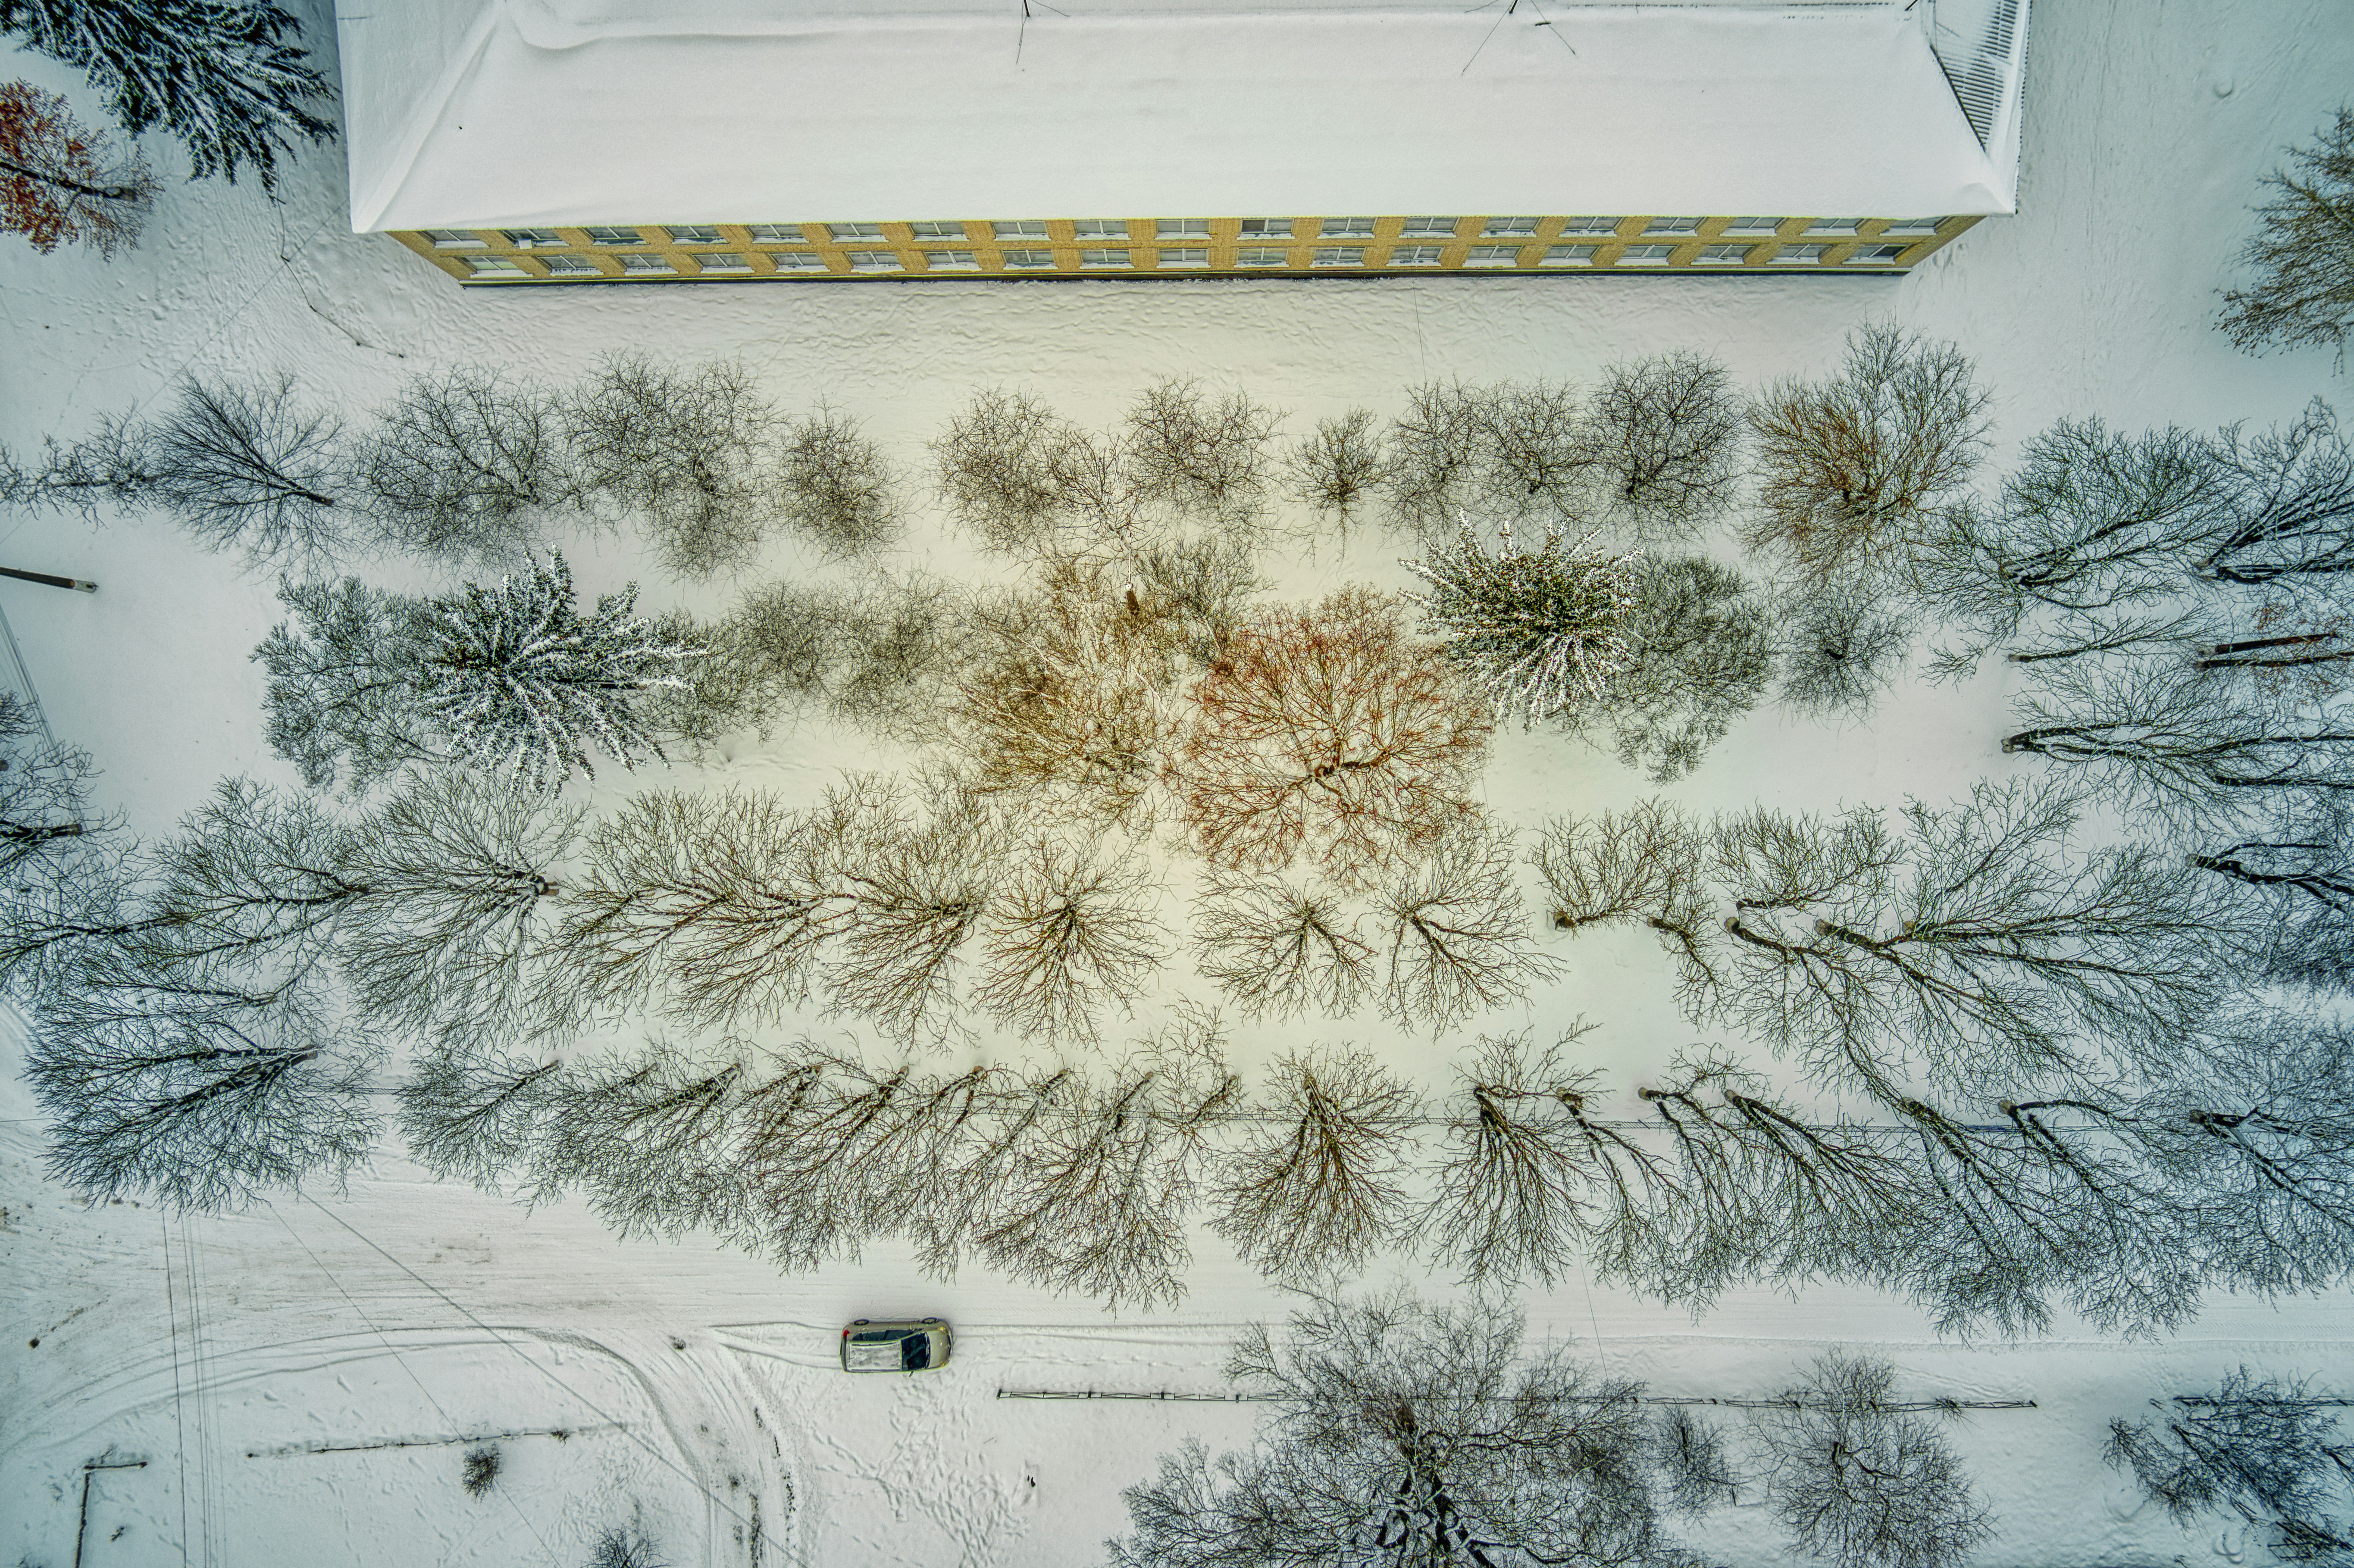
[0,0,338,195]
[1402,521,1639,726]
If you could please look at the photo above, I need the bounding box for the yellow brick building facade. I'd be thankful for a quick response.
[396,214,1979,285]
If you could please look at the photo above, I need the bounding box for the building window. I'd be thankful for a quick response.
[1881,217,1944,236]
[1540,244,1600,267]
[844,250,900,271]
[923,250,980,270]
[425,229,487,247]
[905,221,964,240]
[766,251,828,270]
[1238,219,1292,237]
[1722,216,1782,235]
[1234,248,1290,267]
[999,249,1055,269]
[747,225,811,244]
[1481,217,1539,237]
[1400,216,1460,237]
[992,220,1050,238]
[1155,219,1210,237]
[1312,246,1367,266]
[1642,216,1702,235]
[538,254,601,275]
[501,228,561,248]
[694,252,751,272]
[664,225,724,245]
[1772,244,1829,264]
[1803,218,1861,235]
[827,222,886,242]
[1465,245,1523,267]
[583,227,643,246]
[1559,216,1621,236]
[1080,248,1130,268]
[1693,244,1753,265]
[1847,244,1911,264]
[1073,219,1129,238]
[465,254,528,275]
[1318,217,1376,236]
[1156,247,1209,268]
[1614,244,1679,263]
[617,253,676,274]
[1387,246,1446,266]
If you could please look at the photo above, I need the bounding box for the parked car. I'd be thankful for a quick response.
[840,1318,952,1373]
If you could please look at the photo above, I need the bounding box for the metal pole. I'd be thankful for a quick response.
[0,565,97,593]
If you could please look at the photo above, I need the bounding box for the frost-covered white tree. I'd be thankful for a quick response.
[257,553,700,796]
[0,0,339,194]
[1403,521,1639,727]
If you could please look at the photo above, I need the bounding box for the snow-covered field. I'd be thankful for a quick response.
[6,1,2354,1564]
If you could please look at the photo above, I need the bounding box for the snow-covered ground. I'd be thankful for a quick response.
[6,1,2354,1564]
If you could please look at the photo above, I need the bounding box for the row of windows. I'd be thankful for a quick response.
[460,238,1919,277]
[425,215,1946,251]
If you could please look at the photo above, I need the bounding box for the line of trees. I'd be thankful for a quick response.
[1,358,905,573]
[1108,1291,1994,1568]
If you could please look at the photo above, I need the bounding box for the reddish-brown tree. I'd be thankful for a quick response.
[1172,586,1491,884]
[0,81,152,257]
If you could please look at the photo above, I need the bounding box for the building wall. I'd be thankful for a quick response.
[391,214,1978,283]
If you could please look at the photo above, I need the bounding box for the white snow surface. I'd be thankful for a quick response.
[336,0,2012,231]
[3,0,2353,1563]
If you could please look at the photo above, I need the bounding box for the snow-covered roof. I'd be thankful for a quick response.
[333,0,2028,233]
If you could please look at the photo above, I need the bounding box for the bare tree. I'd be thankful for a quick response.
[1778,578,1916,719]
[2220,106,2354,365]
[2003,656,2354,835]
[1383,381,1490,539]
[149,375,350,568]
[643,584,837,751]
[1656,1409,1744,1515]
[1110,1290,1709,1568]
[1209,1047,1418,1281]
[1585,350,1745,541]
[1372,823,1559,1035]
[1753,1354,1995,1568]
[587,1517,668,1568]
[930,386,1087,555]
[1418,1027,1638,1289]
[1909,418,2234,678]
[395,1040,567,1189]
[1584,555,1775,782]
[354,368,579,566]
[1476,380,1594,523]
[971,837,1169,1043]
[1529,799,1719,1007]
[1745,323,1991,579]
[564,356,780,578]
[1123,377,1283,528]
[953,559,1191,826]
[534,1041,746,1237]
[976,1013,1240,1308]
[1174,586,1492,884]
[2197,399,2354,586]
[825,571,972,740]
[822,775,1007,1040]
[546,784,862,1028]
[1190,868,1374,1021]
[1711,778,2238,1094]
[776,404,900,557]
[2106,1368,2354,1559]
[0,692,106,883]
[24,944,380,1209]
[1278,406,1384,533]
[1129,531,1264,666]
[339,773,579,1040]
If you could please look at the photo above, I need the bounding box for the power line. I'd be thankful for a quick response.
[296,1192,781,1560]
